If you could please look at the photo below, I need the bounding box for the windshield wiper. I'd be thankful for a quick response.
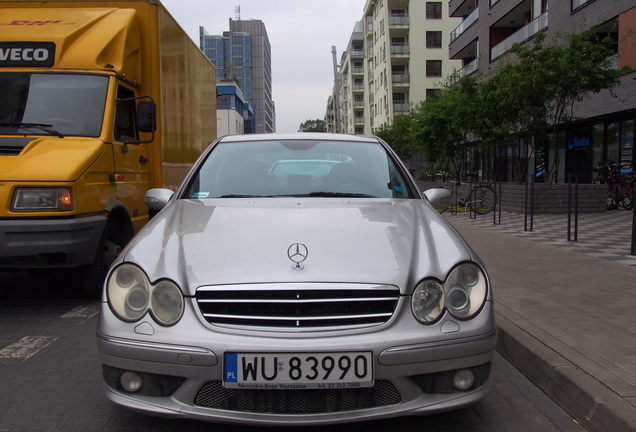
[0,122,64,138]
[301,191,378,198]
[219,194,274,198]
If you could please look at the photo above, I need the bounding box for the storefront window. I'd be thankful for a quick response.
[606,122,619,164]
[620,119,634,172]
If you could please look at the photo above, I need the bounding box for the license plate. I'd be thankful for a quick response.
[223,352,374,389]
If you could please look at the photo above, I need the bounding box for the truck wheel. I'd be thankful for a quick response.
[80,221,124,298]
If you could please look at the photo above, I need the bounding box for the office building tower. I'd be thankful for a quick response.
[200,19,275,134]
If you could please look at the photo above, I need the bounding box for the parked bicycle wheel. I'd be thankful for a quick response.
[607,184,619,210]
[468,185,496,215]
[620,182,633,210]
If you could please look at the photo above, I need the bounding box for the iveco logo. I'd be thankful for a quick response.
[0,42,55,67]
[287,243,308,270]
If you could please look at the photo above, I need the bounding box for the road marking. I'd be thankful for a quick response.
[61,306,98,319]
[0,336,57,360]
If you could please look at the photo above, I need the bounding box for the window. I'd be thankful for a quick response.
[426,2,442,19]
[572,0,593,10]
[426,31,442,48]
[426,89,440,98]
[115,86,137,142]
[426,60,442,77]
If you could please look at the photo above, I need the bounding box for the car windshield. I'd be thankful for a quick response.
[183,139,415,199]
[0,72,108,137]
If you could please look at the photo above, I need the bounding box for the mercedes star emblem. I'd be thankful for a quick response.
[287,243,308,270]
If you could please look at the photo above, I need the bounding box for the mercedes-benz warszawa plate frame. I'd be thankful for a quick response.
[97,132,496,426]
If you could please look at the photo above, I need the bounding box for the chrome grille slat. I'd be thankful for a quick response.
[195,283,400,330]
[198,297,397,304]
[202,312,394,321]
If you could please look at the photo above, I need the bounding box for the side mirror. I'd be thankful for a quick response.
[423,188,451,209]
[137,101,156,133]
[145,188,174,211]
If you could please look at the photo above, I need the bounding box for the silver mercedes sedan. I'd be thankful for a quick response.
[97,133,496,426]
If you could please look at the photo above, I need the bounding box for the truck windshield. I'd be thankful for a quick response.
[0,73,108,137]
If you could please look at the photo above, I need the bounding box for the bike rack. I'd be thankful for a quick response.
[567,174,579,242]
[524,173,534,232]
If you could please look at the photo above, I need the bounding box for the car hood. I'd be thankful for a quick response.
[122,199,475,296]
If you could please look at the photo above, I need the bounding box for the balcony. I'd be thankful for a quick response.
[390,44,410,56]
[393,103,410,113]
[491,11,548,60]
[392,73,410,86]
[352,67,364,76]
[450,58,479,85]
[450,8,479,43]
[351,49,365,59]
[389,16,409,27]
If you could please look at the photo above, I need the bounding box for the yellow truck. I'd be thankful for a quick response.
[0,0,217,296]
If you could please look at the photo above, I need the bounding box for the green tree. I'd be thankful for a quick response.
[493,28,631,183]
[375,114,417,161]
[410,76,481,175]
[298,119,326,132]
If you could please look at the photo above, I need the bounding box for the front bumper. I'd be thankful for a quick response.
[0,216,106,268]
[96,302,497,426]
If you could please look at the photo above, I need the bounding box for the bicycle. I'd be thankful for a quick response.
[594,162,633,210]
[436,171,497,215]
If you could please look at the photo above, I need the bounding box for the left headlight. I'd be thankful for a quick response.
[107,264,184,326]
[12,187,73,211]
[412,263,488,324]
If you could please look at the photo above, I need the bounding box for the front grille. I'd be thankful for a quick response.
[195,283,400,330]
[194,380,401,413]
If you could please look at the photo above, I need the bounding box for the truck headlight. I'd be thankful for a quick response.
[107,264,184,326]
[12,188,73,211]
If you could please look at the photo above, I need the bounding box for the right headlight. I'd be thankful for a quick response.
[412,263,488,324]
[107,264,184,326]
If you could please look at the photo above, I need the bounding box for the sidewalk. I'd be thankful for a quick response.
[444,210,636,432]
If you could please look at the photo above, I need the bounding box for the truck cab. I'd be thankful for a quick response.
[0,3,217,296]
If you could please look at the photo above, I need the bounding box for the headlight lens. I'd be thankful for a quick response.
[412,280,445,323]
[151,280,184,325]
[446,264,487,319]
[12,187,73,211]
[107,264,184,326]
[412,263,488,324]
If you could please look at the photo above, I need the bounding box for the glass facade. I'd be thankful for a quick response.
[200,20,274,134]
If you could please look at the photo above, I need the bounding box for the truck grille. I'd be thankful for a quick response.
[195,283,401,330]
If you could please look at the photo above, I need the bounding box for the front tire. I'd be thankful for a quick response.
[80,221,126,298]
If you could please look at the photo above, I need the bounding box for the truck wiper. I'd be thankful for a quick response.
[0,122,64,138]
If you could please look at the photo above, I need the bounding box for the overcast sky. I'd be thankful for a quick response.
[160,0,366,132]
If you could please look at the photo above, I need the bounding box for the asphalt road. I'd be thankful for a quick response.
[0,270,584,432]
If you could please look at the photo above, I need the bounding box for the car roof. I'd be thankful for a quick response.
[217,133,381,144]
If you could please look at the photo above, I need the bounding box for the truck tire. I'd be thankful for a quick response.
[80,220,125,298]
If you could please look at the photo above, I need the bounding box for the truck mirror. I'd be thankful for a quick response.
[137,101,156,133]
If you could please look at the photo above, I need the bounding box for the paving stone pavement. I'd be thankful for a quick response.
[443,209,636,432]
[445,209,636,266]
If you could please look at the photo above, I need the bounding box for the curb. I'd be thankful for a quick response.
[495,313,636,432]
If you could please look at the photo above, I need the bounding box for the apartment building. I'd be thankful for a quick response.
[450,0,636,183]
[328,0,461,135]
